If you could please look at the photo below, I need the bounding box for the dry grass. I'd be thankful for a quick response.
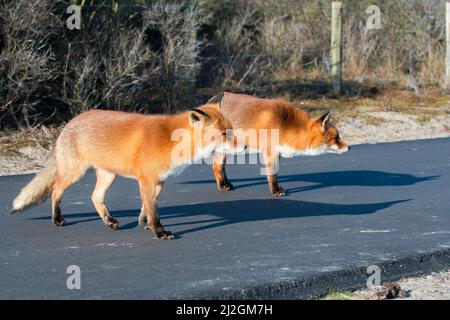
[0,0,448,129]
[298,88,450,121]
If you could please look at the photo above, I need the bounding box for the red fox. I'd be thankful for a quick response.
[208,92,350,196]
[11,103,242,239]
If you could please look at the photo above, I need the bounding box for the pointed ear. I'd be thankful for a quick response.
[189,108,214,128]
[317,110,332,129]
[219,95,225,110]
[207,92,224,105]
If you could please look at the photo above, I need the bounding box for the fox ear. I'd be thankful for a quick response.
[317,110,332,129]
[207,92,224,105]
[219,95,225,110]
[189,108,214,128]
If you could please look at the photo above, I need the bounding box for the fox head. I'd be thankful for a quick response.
[276,110,350,158]
[187,104,246,159]
[308,110,349,154]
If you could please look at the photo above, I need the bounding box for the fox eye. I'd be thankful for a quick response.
[329,132,339,140]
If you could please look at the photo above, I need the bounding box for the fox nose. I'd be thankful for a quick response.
[347,146,351,151]
[244,145,248,151]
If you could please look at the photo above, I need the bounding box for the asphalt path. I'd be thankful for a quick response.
[0,138,449,299]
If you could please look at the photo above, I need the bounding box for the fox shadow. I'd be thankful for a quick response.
[28,170,434,235]
[181,170,439,195]
[29,198,410,236]
[152,198,410,236]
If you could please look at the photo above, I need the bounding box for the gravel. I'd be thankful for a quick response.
[351,270,450,300]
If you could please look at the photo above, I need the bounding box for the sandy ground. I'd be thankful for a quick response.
[337,111,450,145]
[324,270,450,300]
[0,146,51,176]
[359,271,450,300]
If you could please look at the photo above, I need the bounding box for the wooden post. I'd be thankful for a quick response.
[331,1,343,94]
[445,2,450,90]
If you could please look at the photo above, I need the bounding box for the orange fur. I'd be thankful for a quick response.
[211,92,349,196]
[12,104,234,239]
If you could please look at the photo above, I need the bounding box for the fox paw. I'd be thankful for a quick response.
[272,187,286,197]
[52,216,65,227]
[138,217,148,229]
[218,182,233,192]
[155,230,174,240]
[104,216,119,230]
[144,226,174,240]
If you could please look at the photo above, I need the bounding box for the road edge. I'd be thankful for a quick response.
[191,249,450,300]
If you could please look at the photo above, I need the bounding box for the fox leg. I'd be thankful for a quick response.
[51,184,65,227]
[138,181,163,228]
[267,174,285,196]
[212,152,233,191]
[138,178,173,240]
[263,153,285,197]
[51,166,86,226]
[91,169,118,230]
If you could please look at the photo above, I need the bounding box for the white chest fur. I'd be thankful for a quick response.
[275,145,326,158]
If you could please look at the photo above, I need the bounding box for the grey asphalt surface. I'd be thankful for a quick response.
[0,138,450,299]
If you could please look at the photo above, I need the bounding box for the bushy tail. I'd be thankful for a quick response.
[11,152,57,213]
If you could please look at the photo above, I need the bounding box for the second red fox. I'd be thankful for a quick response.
[209,92,350,196]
